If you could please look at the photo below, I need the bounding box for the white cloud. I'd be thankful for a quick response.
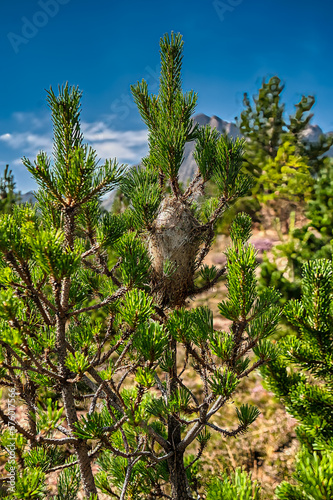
[0,131,53,155]
[12,158,26,166]
[0,118,148,166]
[12,111,50,130]
[82,121,148,163]
[82,121,147,144]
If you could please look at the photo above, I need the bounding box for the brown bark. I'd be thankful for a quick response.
[62,383,98,498]
[56,313,98,497]
[167,418,191,500]
[167,337,192,500]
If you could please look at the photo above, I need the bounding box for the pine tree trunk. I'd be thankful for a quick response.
[62,383,99,498]
[167,447,191,500]
[56,314,98,498]
[167,336,191,500]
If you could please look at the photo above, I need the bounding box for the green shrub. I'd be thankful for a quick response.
[207,468,261,500]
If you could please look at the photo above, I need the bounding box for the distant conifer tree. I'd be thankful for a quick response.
[0,165,19,214]
[237,77,333,182]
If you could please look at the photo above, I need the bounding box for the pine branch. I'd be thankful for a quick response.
[238,359,269,379]
[182,169,203,200]
[5,252,54,325]
[88,380,107,415]
[190,267,226,296]
[119,456,141,500]
[0,342,64,382]
[68,286,128,316]
[0,407,36,442]
[206,421,246,437]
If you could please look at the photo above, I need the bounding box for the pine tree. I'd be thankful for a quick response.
[0,33,281,500]
[0,84,125,499]
[238,76,286,180]
[0,165,19,214]
[237,76,333,182]
[261,259,333,499]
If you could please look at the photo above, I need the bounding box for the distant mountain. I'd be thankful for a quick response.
[101,194,115,212]
[17,189,114,211]
[179,114,333,183]
[299,123,333,157]
[190,114,240,136]
[19,191,37,204]
[179,114,242,184]
[299,123,325,143]
[20,114,333,208]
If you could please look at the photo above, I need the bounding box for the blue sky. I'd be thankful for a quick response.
[1,0,332,192]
